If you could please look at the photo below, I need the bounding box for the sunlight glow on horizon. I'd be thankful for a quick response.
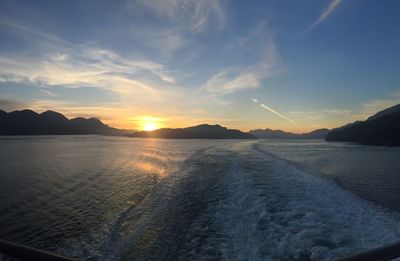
[127,116,164,131]
[143,122,158,131]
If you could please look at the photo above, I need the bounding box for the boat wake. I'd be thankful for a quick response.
[101,141,400,260]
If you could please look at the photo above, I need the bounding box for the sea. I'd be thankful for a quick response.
[1,136,400,260]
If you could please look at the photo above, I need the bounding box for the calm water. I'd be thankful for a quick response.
[0,136,400,260]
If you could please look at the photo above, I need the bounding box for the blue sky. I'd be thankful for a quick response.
[0,0,399,131]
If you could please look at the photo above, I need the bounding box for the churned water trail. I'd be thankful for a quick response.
[102,141,400,260]
[1,136,400,260]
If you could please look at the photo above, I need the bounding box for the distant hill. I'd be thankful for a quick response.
[131,124,255,139]
[249,128,329,139]
[325,104,400,146]
[0,109,128,136]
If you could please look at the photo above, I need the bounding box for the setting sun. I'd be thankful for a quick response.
[128,116,164,131]
[143,122,158,131]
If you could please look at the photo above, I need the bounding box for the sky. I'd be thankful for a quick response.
[0,0,400,132]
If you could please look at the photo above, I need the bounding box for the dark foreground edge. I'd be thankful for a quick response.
[0,239,77,261]
[1,238,400,261]
[335,241,400,261]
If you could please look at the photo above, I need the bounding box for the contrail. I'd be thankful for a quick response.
[306,0,343,32]
[251,98,298,126]
[260,104,298,126]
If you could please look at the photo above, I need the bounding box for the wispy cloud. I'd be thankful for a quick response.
[306,0,343,32]
[146,29,188,59]
[202,69,260,95]
[125,0,226,60]
[201,21,281,96]
[0,17,179,101]
[133,0,225,34]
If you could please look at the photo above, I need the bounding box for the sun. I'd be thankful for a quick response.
[143,122,158,131]
[133,116,163,131]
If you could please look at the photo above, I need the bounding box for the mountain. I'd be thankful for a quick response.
[131,124,255,139]
[249,128,329,139]
[367,104,400,121]
[69,117,118,134]
[249,129,295,139]
[301,128,331,139]
[326,104,400,146]
[0,109,128,136]
[41,110,69,123]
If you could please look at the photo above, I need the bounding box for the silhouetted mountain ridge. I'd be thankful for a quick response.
[41,110,69,122]
[0,109,127,135]
[0,109,333,140]
[249,128,329,139]
[326,104,400,146]
[131,124,255,139]
[367,104,400,121]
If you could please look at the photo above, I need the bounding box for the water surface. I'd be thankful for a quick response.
[1,136,400,260]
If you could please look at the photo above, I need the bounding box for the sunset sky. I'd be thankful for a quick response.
[1,0,400,132]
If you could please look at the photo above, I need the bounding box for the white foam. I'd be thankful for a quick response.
[211,146,400,260]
